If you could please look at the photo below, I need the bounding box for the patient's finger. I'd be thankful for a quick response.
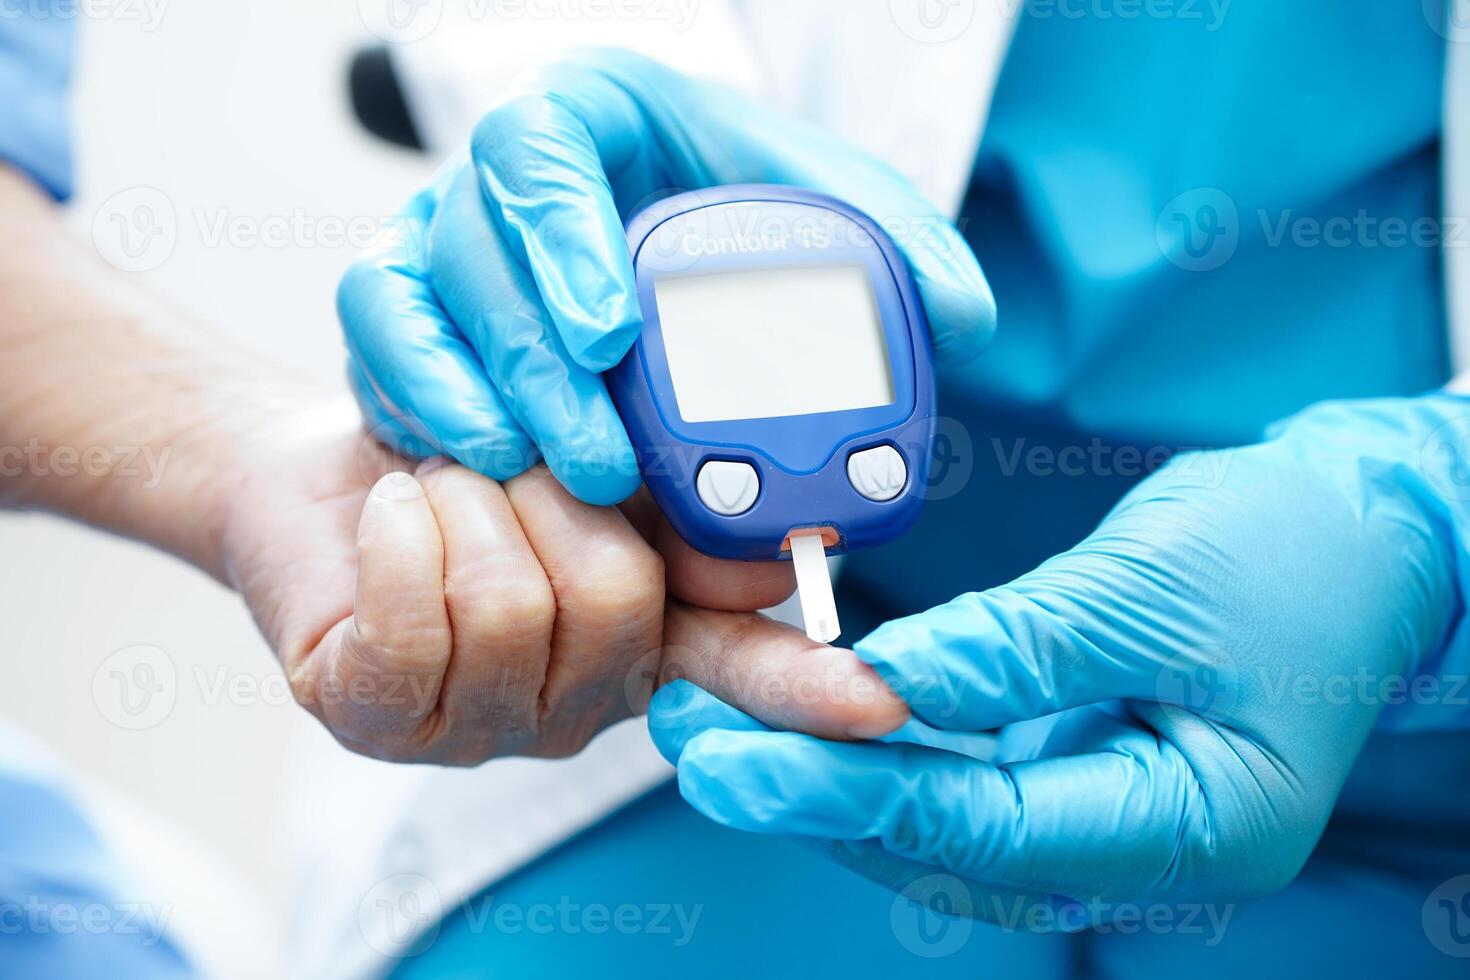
[417,459,554,760]
[327,472,452,754]
[616,485,662,540]
[659,604,909,742]
[619,487,797,612]
[657,519,798,612]
[505,465,666,756]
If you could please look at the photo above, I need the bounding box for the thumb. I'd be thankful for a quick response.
[890,209,995,365]
[812,171,995,366]
[854,502,1229,732]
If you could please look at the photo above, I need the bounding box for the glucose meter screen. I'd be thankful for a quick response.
[654,264,896,423]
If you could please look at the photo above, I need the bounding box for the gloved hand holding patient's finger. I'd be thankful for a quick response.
[650,393,1470,923]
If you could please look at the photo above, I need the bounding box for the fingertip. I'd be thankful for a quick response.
[358,472,440,577]
[844,667,913,739]
[775,644,911,741]
[659,520,797,612]
[336,257,376,324]
[662,605,909,741]
[908,225,997,365]
[351,470,449,670]
[924,273,997,365]
[369,470,426,503]
[559,471,643,508]
[542,445,643,507]
[565,313,643,374]
[852,614,967,727]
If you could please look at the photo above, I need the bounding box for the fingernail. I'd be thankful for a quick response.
[373,471,424,501]
[845,667,910,740]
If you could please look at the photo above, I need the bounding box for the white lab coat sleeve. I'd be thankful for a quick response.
[385,3,1021,220]
[386,1,766,156]
[734,1,1020,218]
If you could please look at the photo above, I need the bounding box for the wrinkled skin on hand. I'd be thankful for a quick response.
[221,403,908,765]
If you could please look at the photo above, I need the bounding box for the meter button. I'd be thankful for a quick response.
[697,461,760,516]
[847,446,907,502]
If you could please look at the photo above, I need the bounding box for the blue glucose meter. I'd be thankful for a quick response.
[608,185,935,637]
[610,184,936,562]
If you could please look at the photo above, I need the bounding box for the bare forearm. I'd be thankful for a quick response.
[0,166,326,580]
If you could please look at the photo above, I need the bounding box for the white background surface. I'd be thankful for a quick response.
[0,3,438,972]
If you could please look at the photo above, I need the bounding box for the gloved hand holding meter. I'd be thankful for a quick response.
[610,185,936,642]
[337,49,1470,952]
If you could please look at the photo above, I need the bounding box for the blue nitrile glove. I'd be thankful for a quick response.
[650,393,1470,924]
[338,47,993,505]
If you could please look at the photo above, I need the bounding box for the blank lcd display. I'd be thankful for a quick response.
[653,264,895,423]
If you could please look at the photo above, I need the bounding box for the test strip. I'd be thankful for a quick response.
[789,532,841,643]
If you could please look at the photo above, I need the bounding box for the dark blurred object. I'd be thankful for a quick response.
[349,46,424,150]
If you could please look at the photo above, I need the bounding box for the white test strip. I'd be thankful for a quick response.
[789,532,841,644]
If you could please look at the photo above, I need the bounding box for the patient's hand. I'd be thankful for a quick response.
[221,406,907,764]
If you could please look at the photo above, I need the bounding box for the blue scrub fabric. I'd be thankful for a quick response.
[400,4,1467,976]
